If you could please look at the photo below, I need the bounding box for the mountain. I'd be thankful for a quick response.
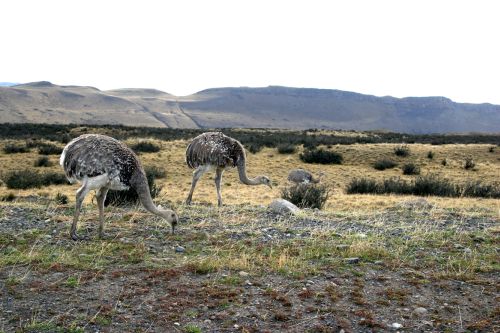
[0,82,499,133]
[0,82,18,87]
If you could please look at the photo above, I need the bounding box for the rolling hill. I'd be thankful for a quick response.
[0,82,499,133]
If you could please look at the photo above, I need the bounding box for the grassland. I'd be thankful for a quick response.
[0,130,499,332]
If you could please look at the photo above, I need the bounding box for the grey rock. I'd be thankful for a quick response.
[268,199,300,215]
[175,246,185,253]
[344,257,360,264]
[413,307,428,316]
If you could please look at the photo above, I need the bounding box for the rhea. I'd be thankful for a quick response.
[185,132,272,206]
[287,169,324,184]
[60,134,178,240]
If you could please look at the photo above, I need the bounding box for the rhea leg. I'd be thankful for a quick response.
[186,166,208,205]
[96,187,109,238]
[71,182,91,241]
[215,168,224,207]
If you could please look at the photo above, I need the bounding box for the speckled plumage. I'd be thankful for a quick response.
[185,132,245,170]
[287,169,320,184]
[185,132,272,206]
[60,134,141,189]
[60,134,177,240]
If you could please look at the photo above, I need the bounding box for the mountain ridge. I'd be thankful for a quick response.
[0,81,498,133]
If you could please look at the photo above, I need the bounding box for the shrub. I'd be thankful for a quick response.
[105,171,161,206]
[488,146,495,153]
[55,192,69,205]
[4,170,68,189]
[1,193,16,202]
[3,143,29,154]
[427,151,434,159]
[394,145,410,157]
[38,143,63,155]
[441,158,448,166]
[464,157,475,170]
[346,175,499,198]
[277,144,297,154]
[281,183,330,209]
[373,159,397,170]
[346,178,379,194]
[300,149,343,164]
[130,141,161,153]
[144,166,166,179]
[402,163,420,175]
[246,143,263,154]
[34,156,53,167]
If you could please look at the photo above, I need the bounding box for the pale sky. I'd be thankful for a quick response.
[2,0,500,104]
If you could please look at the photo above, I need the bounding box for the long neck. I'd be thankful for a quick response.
[237,156,261,185]
[131,170,162,216]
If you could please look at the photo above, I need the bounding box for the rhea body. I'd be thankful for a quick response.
[287,169,324,184]
[185,132,272,206]
[60,134,177,240]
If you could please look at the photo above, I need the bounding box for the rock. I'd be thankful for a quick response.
[268,199,300,215]
[344,257,360,264]
[390,322,403,329]
[413,307,428,316]
[463,247,472,254]
[356,233,368,238]
[175,246,185,253]
[204,319,211,324]
[336,244,350,250]
[239,271,249,277]
[174,322,180,326]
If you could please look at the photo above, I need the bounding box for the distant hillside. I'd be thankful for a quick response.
[0,82,18,87]
[0,82,499,133]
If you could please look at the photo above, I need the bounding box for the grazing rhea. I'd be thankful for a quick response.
[60,134,178,240]
[287,169,324,184]
[185,132,272,206]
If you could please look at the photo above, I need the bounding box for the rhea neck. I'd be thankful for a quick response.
[130,170,162,216]
[236,155,262,185]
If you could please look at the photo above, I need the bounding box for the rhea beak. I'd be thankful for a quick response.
[268,183,273,189]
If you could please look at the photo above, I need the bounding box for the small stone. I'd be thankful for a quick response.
[390,322,402,329]
[463,247,472,254]
[344,257,360,264]
[357,233,367,238]
[233,324,240,329]
[268,199,300,215]
[339,330,345,333]
[245,280,252,286]
[204,319,211,324]
[175,246,185,253]
[413,307,428,316]
[239,271,249,277]
[174,322,180,326]
[336,244,349,250]
[374,260,384,265]
[202,306,209,311]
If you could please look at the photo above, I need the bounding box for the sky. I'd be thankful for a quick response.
[1,0,500,104]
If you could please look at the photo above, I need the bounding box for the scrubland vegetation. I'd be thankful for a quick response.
[0,124,498,332]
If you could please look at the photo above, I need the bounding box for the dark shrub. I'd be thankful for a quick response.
[1,193,16,202]
[346,178,379,194]
[55,192,69,205]
[373,159,397,170]
[61,133,72,144]
[281,183,330,209]
[105,171,161,206]
[130,141,161,153]
[488,146,495,153]
[38,143,63,155]
[34,156,53,167]
[4,170,68,189]
[402,163,421,175]
[246,143,263,154]
[144,166,166,179]
[413,175,456,197]
[427,151,434,159]
[464,157,475,170]
[300,149,343,164]
[394,145,410,157]
[344,175,498,198]
[441,158,447,166]
[277,144,297,154]
[3,144,29,154]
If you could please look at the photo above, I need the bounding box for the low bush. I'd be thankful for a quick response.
[394,145,410,157]
[346,175,499,198]
[105,171,161,206]
[144,166,167,179]
[281,183,330,209]
[300,149,343,164]
[277,144,297,154]
[464,157,475,170]
[246,143,263,154]
[441,158,448,166]
[427,151,434,159]
[402,163,420,175]
[4,170,68,189]
[55,192,69,205]
[130,141,161,153]
[1,193,16,202]
[38,143,63,155]
[34,156,53,167]
[3,143,29,154]
[373,159,397,170]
